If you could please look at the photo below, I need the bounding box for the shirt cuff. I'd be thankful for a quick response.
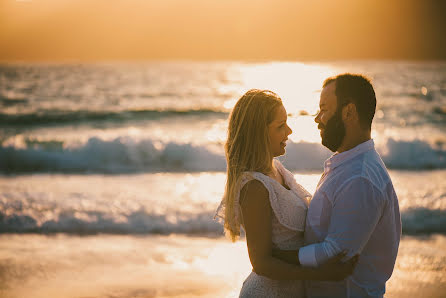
[298,244,318,267]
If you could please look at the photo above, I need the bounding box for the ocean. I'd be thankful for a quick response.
[0,61,445,297]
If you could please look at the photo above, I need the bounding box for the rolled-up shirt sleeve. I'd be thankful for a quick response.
[299,177,384,267]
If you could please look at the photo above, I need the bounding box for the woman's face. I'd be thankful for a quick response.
[268,104,292,157]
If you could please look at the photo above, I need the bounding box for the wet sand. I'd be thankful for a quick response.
[0,234,445,298]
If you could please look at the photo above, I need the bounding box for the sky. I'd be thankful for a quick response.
[1,0,445,61]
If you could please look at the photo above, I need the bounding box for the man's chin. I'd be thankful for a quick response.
[321,138,339,152]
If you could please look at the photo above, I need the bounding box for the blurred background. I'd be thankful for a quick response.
[0,0,445,297]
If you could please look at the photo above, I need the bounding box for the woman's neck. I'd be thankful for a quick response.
[268,160,279,179]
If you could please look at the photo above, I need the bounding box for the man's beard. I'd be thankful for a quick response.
[319,110,345,152]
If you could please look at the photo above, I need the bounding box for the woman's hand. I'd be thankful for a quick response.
[317,251,359,281]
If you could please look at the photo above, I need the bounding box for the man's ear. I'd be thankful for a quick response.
[342,102,358,123]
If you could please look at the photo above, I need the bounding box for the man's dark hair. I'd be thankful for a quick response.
[323,73,376,130]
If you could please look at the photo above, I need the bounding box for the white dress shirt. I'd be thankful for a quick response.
[299,139,401,298]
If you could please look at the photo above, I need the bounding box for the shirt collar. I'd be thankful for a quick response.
[324,139,375,172]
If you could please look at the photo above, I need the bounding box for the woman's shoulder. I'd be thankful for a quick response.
[240,171,271,188]
[240,167,309,232]
[239,179,269,206]
[239,172,273,204]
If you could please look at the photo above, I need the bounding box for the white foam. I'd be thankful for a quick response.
[379,138,446,169]
[401,208,446,234]
[1,137,445,173]
[1,207,445,235]
[0,137,226,173]
[0,209,223,235]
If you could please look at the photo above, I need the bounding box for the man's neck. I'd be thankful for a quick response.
[337,132,371,153]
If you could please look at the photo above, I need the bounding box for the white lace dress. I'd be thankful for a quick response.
[216,159,312,298]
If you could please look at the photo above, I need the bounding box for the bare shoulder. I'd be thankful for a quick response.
[239,179,270,209]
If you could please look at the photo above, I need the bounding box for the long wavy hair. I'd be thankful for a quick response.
[223,89,283,241]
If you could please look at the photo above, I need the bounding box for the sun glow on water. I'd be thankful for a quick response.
[236,62,335,114]
[221,62,336,144]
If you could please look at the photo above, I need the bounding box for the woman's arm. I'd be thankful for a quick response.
[240,180,356,281]
[272,249,300,265]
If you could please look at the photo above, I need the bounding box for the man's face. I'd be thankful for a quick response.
[315,82,346,152]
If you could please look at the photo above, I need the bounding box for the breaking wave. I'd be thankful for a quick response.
[1,207,444,236]
[1,137,445,173]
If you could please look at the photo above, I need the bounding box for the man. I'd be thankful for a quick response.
[276,74,401,297]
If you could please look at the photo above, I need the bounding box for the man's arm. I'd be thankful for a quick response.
[299,177,384,267]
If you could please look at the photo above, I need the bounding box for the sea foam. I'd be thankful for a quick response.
[1,137,445,173]
[1,207,444,236]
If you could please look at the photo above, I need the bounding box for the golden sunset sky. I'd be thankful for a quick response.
[1,0,445,61]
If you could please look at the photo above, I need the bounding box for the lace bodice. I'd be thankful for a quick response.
[216,159,311,297]
[216,159,311,250]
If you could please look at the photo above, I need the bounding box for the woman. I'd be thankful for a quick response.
[215,89,357,297]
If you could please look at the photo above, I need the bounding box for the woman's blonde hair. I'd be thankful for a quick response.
[223,89,283,241]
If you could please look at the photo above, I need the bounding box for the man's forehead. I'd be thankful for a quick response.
[320,82,336,105]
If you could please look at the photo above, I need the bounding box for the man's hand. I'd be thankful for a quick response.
[317,252,359,281]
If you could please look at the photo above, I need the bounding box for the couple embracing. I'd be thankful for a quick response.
[215,74,401,298]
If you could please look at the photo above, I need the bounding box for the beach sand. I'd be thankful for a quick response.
[1,234,445,298]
